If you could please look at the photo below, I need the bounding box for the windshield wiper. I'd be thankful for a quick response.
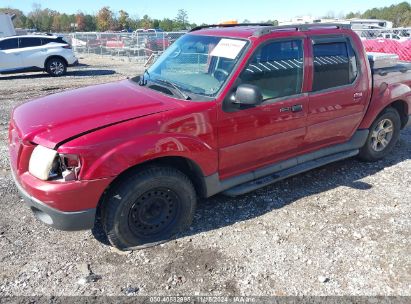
[139,69,150,86]
[153,78,191,100]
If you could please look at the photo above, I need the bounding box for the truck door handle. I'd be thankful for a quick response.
[354,92,363,100]
[280,107,291,112]
[280,104,303,113]
[291,104,303,112]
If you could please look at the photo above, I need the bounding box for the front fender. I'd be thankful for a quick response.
[64,133,218,180]
[359,83,411,129]
[56,101,219,181]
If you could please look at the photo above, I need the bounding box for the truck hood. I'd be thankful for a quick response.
[12,80,180,148]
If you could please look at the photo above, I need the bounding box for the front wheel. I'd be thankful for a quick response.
[102,167,197,250]
[45,58,67,77]
[359,107,401,162]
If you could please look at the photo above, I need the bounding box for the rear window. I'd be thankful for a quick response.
[0,38,18,50]
[19,37,42,48]
[312,40,358,91]
[41,37,67,45]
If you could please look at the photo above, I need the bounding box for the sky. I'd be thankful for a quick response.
[0,0,406,24]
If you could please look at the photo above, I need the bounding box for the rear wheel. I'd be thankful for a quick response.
[45,57,67,77]
[102,167,196,250]
[359,107,401,162]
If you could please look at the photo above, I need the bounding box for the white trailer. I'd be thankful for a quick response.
[0,13,16,38]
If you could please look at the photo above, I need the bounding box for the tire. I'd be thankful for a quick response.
[45,57,67,77]
[359,107,401,162]
[102,167,197,250]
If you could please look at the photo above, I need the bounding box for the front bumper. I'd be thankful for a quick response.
[11,169,96,231]
[69,59,79,67]
[11,170,96,231]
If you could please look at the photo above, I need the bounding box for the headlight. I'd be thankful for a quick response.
[29,145,81,181]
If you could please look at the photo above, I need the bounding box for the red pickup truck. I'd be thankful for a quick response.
[9,23,411,250]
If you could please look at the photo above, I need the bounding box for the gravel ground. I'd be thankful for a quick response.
[0,54,410,297]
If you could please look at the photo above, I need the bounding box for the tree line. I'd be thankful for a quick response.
[346,1,411,27]
[0,5,197,32]
[1,2,410,33]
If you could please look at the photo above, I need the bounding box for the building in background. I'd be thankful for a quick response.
[349,19,393,29]
[278,16,393,29]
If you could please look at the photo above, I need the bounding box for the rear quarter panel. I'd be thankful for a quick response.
[41,45,77,67]
[359,68,411,129]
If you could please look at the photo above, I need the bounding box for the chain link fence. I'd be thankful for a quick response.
[61,28,411,64]
[62,32,185,64]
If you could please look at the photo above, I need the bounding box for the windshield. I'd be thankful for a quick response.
[144,34,248,98]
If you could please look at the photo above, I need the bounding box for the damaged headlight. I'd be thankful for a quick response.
[28,145,81,181]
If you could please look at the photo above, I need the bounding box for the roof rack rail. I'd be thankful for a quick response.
[299,23,351,31]
[189,22,351,36]
[189,23,273,32]
[253,23,352,37]
[31,32,54,36]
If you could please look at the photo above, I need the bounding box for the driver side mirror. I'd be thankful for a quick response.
[233,84,263,106]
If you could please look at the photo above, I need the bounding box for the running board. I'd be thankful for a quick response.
[222,149,359,197]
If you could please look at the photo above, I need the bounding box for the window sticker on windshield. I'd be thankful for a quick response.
[210,39,247,59]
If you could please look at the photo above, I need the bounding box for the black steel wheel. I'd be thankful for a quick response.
[128,188,180,238]
[102,167,196,250]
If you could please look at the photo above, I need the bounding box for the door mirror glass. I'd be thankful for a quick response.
[234,84,263,105]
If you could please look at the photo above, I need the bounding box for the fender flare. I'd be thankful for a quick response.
[359,83,411,129]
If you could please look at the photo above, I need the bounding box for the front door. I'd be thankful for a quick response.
[218,38,308,179]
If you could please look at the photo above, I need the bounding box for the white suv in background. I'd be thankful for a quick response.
[0,35,78,77]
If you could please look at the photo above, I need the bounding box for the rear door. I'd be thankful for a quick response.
[0,38,21,71]
[218,38,308,179]
[305,36,369,148]
[18,37,43,68]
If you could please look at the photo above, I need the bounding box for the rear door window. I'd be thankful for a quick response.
[0,38,18,50]
[19,37,42,48]
[41,37,66,45]
[312,39,358,91]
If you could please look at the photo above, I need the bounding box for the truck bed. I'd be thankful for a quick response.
[371,61,411,89]
[372,62,411,76]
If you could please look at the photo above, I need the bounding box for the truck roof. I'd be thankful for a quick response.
[190,23,352,39]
